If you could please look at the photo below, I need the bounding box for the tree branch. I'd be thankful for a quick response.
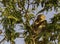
[36,7,47,15]
[0,37,5,43]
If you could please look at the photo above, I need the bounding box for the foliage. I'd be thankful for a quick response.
[0,0,60,44]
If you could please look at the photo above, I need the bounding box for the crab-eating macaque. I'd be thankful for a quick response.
[32,14,47,35]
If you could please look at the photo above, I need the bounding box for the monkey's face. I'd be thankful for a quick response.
[40,15,45,21]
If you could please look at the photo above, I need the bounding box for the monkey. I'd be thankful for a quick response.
[32,14,47,35]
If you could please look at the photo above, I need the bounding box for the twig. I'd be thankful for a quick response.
[25,0,30,15]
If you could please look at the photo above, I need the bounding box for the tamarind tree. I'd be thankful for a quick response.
[0,0,60,44]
